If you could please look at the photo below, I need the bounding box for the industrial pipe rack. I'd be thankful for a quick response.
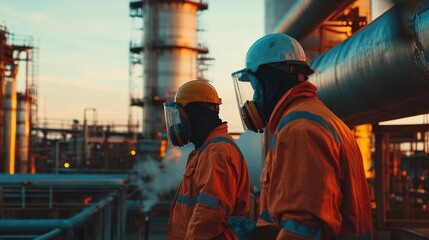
[0,174,130,240]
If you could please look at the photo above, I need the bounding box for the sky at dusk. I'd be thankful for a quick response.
[0,0,264,132]
[0,0,426,132]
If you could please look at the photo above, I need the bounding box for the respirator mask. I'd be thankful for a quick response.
[232,69,267,133]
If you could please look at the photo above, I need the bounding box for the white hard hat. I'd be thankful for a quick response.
[245,33,310,73]
[231,34,313,133]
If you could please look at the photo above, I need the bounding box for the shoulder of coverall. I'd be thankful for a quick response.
[268,81,317,133]
[197,123,244,158]
[268,87,344,150]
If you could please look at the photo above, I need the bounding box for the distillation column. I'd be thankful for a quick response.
[0,26,35,173]
[130,0,208,140]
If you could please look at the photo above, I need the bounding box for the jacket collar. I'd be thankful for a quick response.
[268,81,317,133]
[187,123,228,167]
[189,123,228,153]
[201,122,228,145]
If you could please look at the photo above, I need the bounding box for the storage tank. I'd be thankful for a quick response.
[16,93,30,173]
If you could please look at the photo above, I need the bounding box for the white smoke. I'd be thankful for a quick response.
[133,145,192,212]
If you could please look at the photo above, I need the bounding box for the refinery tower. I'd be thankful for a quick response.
[129,0,210,150]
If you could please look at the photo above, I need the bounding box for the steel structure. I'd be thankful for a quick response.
[373,124,429,230]
[0,26,37,174]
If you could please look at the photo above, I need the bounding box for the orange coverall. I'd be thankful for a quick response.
[167,123,250,240]
[257,82,372,239]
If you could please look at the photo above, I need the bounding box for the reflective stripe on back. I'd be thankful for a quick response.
[270,111,341,150]
[198,136,244,159]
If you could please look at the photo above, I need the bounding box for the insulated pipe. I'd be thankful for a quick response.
[271,0,355,40]
[309,1,429,127]
[16,95,30,173]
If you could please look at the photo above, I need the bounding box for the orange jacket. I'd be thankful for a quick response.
[257,82,372,239]
[168,123,250,240]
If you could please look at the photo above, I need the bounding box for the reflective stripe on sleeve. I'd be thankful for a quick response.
[177,194,197,206]
[198,192,231,215]
[177,192,230,214]
[197,192,220,209]
[280,220,321,240]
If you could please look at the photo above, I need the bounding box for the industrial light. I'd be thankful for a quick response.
[130,150,136,156]
[64,162,70,168]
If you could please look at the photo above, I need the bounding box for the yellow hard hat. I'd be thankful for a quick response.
[175,80,222,107]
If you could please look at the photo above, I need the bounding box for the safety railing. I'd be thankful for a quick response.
[0,174,130,240]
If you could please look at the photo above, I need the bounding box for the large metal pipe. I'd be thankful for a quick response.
[270,0,355,40]
[309,1,429,127]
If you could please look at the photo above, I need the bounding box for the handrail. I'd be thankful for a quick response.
[0,186,128,239]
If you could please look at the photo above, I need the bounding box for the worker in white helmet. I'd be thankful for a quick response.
[231,33,372,239]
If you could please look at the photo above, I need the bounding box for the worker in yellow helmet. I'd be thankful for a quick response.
[164,80,250,239]
[232,34,372,239]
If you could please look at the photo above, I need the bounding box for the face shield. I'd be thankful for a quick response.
[232,69,267,133]
[163,102,191,147]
